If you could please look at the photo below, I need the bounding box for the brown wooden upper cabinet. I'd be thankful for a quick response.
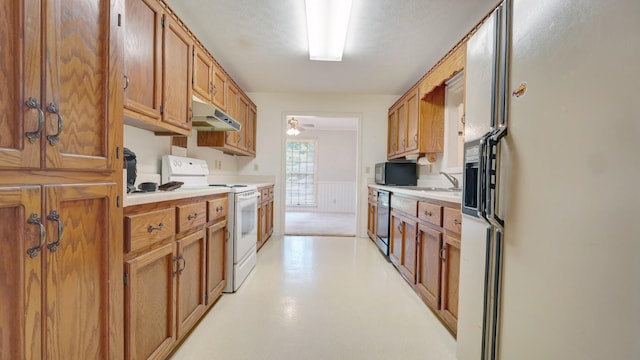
[0,0,119,171]
[193,44,228,112]
[124,0,193,136]
[387,43,466,160]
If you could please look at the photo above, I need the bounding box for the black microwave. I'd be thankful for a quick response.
[374,162,417,186]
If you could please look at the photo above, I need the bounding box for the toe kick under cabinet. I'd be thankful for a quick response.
[389,193,462,336]
[123,194,228,360]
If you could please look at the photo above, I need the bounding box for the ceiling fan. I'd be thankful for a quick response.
[286,117,314,136]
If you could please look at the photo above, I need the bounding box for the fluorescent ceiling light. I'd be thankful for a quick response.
[305,0,353,61]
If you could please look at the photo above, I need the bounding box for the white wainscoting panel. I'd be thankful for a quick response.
[316,181,356,213]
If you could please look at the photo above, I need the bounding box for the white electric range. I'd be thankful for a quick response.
[162,155,258,293]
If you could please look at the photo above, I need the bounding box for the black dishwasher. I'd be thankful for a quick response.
[376,190,391,258]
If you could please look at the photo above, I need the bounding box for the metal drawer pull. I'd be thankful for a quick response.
[188,213,199,220]
[46,210,63,252]
[216,206,223,212]
[26,214,46,258]
[440,248,446,261]
[453,219,461,225]
[397,224,403,234]
[425,210,432,216]
[123,74,130,90]
[25,97,45,143]
[147,223,164,233]
[46,103,64,146]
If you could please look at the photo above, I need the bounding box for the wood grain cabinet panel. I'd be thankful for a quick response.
[125,242,177,360]
[206,221,226,305]
[419,202,443,227]
[417,224,443,310]
[212,64,227,110]
[125,207,176,253]
[207,197,227,222]
[441,233,461,333]
[176,230,206,338]
[0,186,42,359]
[162,14,192,132]
[124,0,162,122]
[192,45,214,103]
[176,202,206,234]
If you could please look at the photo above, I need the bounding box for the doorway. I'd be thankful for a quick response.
[283,114,359,236]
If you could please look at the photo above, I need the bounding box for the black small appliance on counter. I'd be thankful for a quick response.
[374,161,417,185]
[123,147,137,193]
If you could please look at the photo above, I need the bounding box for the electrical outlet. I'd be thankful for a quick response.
[254,164,259,171]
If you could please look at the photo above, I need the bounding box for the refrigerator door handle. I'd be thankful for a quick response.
[477,132,492,221]
[486,127,507,229]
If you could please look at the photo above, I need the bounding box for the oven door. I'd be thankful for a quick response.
[234,190,258,259]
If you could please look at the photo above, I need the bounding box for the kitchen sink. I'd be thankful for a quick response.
[397,186,462,192]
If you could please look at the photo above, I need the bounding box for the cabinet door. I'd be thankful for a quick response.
[389,212,403,267]
[397,101,408,154]
[0,186,42,359]
[0,0,41,169]
[125,242,177,360]
[176,230,206,339]
[212,64,227,110]
[124,0,162,123]
[247,105,257,155]
[440,234,461,334]
[400,220,417,284]
[266,199,274,238]
[236,95,249,151]
[416,224,443,310]
[206,221,226,305]
[192,45,214,102]
[43,0,118,171]
[405,89,420,153]
[387,109,398,157]
[367,202,377,241]
[257,204,264,247]
[44,183,120,359]
[162,14,192,133]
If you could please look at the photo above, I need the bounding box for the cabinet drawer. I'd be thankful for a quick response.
[125,208,176,253]
[391,196,417,217]
[177,202,207,233]
[207,197,227,222]
[418,202,442,226]
[443,207,462,235]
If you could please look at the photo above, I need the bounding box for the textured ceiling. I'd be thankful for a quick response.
[165,0,499,95]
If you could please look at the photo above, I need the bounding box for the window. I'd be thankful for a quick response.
[285,140,317,206]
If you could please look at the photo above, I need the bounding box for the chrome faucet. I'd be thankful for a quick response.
[440,171,460,189]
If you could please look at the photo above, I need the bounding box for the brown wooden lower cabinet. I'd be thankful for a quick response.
[1,184,122,359]
[257,185,274,251]
[367,186,377,241]
[124,193,227,360]
[389,193,462,336]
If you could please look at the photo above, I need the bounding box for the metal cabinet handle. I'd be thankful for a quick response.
[414,134,418,142]
[425,210,432,216]
[453,219,461,225]
[397,224,403,234]
[188,213,199,220]
[212,83,217,95]
[46,103,64,146]
[440,248,446,262]
[26,214,46,258]
[216,206,223,212]
[46,210,64,252]
[123,75,129,90]
[172,255,179,277]
[179,255,186,274]
[25,97,45,143]
[147,223,164,233]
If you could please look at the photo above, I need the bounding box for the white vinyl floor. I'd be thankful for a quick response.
[170,235,457,360]
[285,211,356,236]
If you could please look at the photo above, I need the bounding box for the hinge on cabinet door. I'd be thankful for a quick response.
[205,293,208,304]
[161,17,165,28]
[116,195,120,208]
[438,296,441,308]
[124,273,129,287]
[160,105,164,114]
[116,146,120,159]
[117,13,122,27]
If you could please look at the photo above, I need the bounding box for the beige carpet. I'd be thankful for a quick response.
[285,211,356,236]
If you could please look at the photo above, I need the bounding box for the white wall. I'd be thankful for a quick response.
[240,92,397,237]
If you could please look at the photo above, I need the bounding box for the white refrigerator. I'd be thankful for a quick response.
[457,1,640,359]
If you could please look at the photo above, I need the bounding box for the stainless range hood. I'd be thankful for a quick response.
[191,98,241,131]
